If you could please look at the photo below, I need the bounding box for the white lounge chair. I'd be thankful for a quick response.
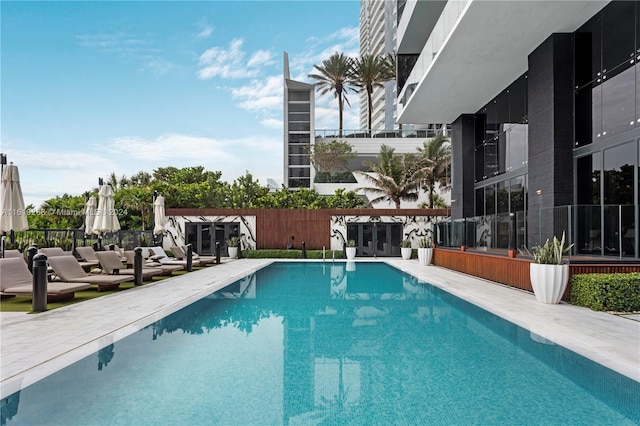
[47,255,133,292]
[95,251,163,281]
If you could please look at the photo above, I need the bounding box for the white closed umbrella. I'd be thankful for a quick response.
[93,184,120,235]
[84,196,97,236]
[0,163,29,234]
[153,195,166,236]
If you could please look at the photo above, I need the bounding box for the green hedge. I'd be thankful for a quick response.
[570,273,640,312]
[240,249,344,259]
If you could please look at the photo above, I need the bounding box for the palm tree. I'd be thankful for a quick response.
[417,134,452,208]
[357,145,423,208]
[308,52,354,137]
[350,53,395,132]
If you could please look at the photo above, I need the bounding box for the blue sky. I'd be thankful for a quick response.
[1,0,361,208]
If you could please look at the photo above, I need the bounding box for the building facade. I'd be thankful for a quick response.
[359,0,398,131]
[396,0,639,259]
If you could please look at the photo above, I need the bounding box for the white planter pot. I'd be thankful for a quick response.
[529,263,569,304]
[345,247,356,260]
[401,247,412,260]
[417,247,432,266]
[228,247,238,259]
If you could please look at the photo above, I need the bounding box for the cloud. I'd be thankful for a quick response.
[76,32,154,54]
[261,118,282,129]
[230,75,282,113]
[197,25,213,39]
[198,38,273,80]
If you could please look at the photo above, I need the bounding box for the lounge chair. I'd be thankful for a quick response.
[149,246,201,267]
[40,247,99,269]
[123,250,183,275]
[75,246,100,263]
[171,246,216,265]
[0,257,91,301]
[47,255,133,292]
[94,251,163,281]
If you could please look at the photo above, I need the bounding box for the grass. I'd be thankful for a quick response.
[0,267,203,314]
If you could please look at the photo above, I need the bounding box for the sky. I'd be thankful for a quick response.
[1,0,362,208]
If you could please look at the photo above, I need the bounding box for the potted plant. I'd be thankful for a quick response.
[417,236,433,266]
[227,237,239,259]
[400,239,412,260]
[528,232,573,304]
[345,239,356,260]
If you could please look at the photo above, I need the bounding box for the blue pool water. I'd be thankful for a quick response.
[2,262,639,425]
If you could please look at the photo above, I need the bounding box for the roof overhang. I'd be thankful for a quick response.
[398,0,609,124]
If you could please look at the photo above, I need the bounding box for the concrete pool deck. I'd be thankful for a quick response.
[1,258,639,399]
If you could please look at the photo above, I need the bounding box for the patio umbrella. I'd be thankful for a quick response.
[93,184,120,248]
[153,195,166,236]
[0,163,29,257]
[84,196,97,236]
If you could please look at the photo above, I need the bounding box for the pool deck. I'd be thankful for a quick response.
[1,258,639,399]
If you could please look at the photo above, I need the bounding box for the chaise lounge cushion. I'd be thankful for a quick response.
[47,255,132,291]
[95,251,163,280]
[0,257,90,297]
[123,251,183,274]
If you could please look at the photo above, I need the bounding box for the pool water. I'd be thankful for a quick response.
[2,262,639,425]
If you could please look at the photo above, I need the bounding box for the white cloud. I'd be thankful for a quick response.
[230,75,282,113]
[261,118,282,129]
[198,39,273,80]
[197,25,213,39]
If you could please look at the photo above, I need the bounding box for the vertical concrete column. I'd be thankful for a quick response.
[451,114,476,220]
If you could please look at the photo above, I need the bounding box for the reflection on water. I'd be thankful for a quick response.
[2,262,639,425]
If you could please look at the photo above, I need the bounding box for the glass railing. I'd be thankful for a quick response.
[315,128,449,139]
[397,0,471,108]
[435,204,638,259]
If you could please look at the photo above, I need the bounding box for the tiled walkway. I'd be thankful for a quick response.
[1,259,638,399]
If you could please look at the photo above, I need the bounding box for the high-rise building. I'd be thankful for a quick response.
[359,0,397,131]
[396,0,640,259]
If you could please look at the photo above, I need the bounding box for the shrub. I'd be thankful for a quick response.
[241,249,344,259]
[570,273,640,312]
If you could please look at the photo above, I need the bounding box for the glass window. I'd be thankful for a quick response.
[574,13,602,88]
[485,184,496,215]
[474,146,485,182]
[574,84,594,147]
[475,188,484,216]
[601,1,635,74]
[289,91,310,102]
[576,152,601,205]
[601,65,636,137]
[604,142,636,206]
[509,74,527,124]
[288,113,310,122]
[289,167,310,178]
[288,103,309,113]
[289,134,310,143]
[506,123,527,171]
[497,181,509,214]
[510,176,525,213]
[495,89,509,124]
[485,138,498,177]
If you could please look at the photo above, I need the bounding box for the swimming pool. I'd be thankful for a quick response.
[2,262,638,424]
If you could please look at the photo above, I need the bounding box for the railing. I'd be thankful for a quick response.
[3,229,155,253]
[435,204,639,259]
[314,127,449,139]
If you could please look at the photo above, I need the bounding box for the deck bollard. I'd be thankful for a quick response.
[186,244,193,272]
[215,242,221,264]
[301,242,307,259]
[133,247,143,286]
[32,253,48,312]
[27,245,38,273]
[343,242,347,259]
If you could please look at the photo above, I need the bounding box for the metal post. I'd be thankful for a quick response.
[301,242,306,259]
[461,218,467,248]
[134,247,143,286]
[215,241,221,264]
[343,242,347,259]
[509,213,516,251]
[186,243,193,272]
[27,245,38,273]
[32,253,48,312]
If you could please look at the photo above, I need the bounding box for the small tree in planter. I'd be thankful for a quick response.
[345,239,357,260]
[527,232,573,304]
[401,239,412,260]
[417,236,433,266]
[227,237,239,259]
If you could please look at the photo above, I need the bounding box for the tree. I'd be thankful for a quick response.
[350,53,395,132]
[308,140,356,182]
[228,171,270,208]
[308,52,355,137]
[27,194,86,229]
[357,145,424,208]
[417,134,452,208]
